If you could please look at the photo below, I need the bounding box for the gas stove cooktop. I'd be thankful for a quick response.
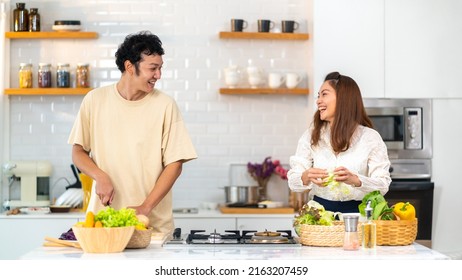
[163,229,301,247]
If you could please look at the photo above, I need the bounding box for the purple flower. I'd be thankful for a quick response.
[247,157,288,185]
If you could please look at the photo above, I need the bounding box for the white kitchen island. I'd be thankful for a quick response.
[9,234,453,280]
[20,238,449,260]
[1,209,451,261]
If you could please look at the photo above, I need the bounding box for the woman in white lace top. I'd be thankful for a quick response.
[288,72,391,213]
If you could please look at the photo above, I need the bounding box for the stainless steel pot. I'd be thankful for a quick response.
[224,186,259,204]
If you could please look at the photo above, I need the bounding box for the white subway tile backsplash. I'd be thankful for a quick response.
[3,0,312,208]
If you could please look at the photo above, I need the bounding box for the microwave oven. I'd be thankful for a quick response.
[363,98,432,161]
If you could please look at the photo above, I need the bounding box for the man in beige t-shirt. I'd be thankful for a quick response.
[68,31,197,234]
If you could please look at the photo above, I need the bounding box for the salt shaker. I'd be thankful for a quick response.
[343,214,360,251]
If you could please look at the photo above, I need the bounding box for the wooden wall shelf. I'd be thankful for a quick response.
[219,88,309,95]
[5,31,98,39]
[4,88,93,95]
[219,31,309,40]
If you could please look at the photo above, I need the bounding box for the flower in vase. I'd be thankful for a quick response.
[247,157,288,201]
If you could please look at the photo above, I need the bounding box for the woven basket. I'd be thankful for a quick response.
[126,227,154,249]
[299,221,346,247]
[376,218,417,246]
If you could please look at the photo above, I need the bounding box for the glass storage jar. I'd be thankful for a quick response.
[13,2,29,32]
[76,63,90,88]
[56,63,70,88]
[19,63,33,88]
[28,8,40,32]
[38,63,52,88]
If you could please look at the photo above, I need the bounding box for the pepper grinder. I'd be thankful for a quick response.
[343,214,360,250]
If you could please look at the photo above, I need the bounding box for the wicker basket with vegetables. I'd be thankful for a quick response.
[294,201,347,247]
[359,191,418,246]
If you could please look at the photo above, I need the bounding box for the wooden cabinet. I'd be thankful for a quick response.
[314,0,462,99]
[3,31,98,95]
[313,0,385,98]
[0,215,81,259]
[219,31,310,95]
[384,0,462,98]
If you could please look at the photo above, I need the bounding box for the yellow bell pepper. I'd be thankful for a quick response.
[392,202,416,220]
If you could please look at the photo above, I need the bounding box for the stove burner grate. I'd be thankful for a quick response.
[185,229,298,245]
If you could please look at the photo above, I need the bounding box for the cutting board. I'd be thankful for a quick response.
[220,206,295,214]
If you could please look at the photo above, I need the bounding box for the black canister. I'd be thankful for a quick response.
[29,8,40,32]
[13,2,29,32]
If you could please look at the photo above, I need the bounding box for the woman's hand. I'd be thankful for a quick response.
[332,166,361,187]
[302,168,328,187]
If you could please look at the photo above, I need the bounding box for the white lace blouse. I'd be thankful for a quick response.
[288,125,391,201]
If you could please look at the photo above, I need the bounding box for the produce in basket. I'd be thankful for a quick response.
[392,202,416,220]
[358,190,397,220]
[293,200,336,235]
[357,191,418,246]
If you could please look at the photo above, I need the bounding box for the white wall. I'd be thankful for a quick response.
[1,0,313,208]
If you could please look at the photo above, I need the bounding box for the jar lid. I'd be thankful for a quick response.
[54,20,81,26]
[56,63,70,67]
[30,8,38,12]
[19,63,32,67]
[38,63,51,67]
[77,63,90,67]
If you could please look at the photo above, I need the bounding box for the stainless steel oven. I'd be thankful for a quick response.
[385,179,434,247]
[363,98,432,161]
[363,98,434,247]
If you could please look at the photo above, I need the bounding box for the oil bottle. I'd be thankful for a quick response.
[362,200,376,249]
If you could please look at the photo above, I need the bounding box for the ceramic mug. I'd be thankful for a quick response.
[231,19,248,32]
[286,73,302,89]
[268,73,285,89]
[224,66,241,88]
[281,20,300,33]
[258,19,275,32]
[248,74,262,88]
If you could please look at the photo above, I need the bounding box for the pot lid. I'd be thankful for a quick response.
[254,230,281,237]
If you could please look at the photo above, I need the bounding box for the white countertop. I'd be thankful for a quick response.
[0,209,295,219]
[4,209,450,260]
[20,239,449,260]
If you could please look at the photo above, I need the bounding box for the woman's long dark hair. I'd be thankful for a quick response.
[311,72,373,153]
